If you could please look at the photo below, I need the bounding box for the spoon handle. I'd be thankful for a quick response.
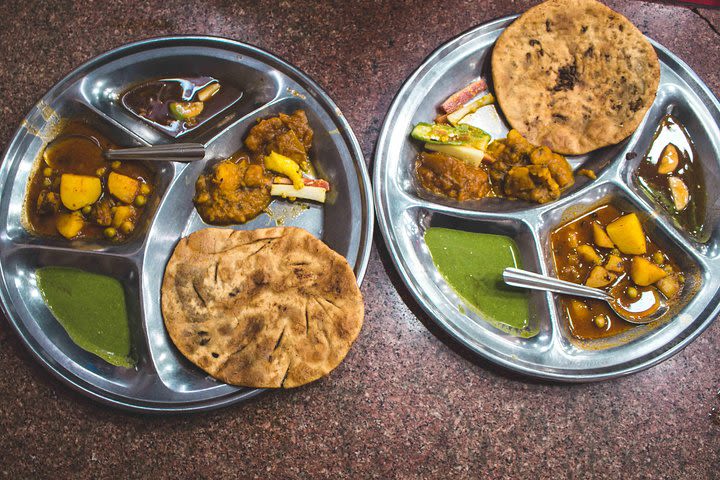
[503,267,613,301]
[105,143,206,162]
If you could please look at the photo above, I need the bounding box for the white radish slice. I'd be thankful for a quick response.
[271,184,327,203]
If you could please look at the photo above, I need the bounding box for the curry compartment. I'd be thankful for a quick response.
[623,91,720,251]
[1,246,155,385]
[79,47,282,145]
[200,95,366,264]
[17,114,174,252]
[541,187,704,350]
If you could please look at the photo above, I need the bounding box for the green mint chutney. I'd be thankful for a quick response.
[424,228,536,337]
[35,267,135,368]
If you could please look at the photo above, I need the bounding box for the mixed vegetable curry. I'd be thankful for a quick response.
[411,78,576,205]
[551,204,685,340]
[25,121,154,242]
[194,110,330,225]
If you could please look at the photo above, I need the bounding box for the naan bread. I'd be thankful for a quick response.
[492,0,660,155]
[161,227,364,388]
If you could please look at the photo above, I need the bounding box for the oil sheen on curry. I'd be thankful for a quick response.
[194,109,330,225]
[122,77,240,137]
[551,204,685,340]
[25,121,154,242]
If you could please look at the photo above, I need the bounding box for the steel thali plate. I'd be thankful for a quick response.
[0,36,373,412]
[374,16,720,381]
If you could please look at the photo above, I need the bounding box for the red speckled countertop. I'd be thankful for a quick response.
[1,1,718,478]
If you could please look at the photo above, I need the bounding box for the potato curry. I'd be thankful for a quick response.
[25,121,154,242]
[194,110,329,225]
[551,204,685,340]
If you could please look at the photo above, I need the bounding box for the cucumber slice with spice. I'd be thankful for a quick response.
[411,122,491,150]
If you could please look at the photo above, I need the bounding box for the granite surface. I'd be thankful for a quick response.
[1,0,719,478]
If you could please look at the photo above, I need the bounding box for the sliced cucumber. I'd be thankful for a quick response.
[411,122,491,150]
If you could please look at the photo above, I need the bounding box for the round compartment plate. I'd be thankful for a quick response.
[374,16,720,381]
[0,36,373,411]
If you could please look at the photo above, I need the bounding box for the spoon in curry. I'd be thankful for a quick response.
[502,267,668,324]
[45,135,206,163]
[104,143,206,162]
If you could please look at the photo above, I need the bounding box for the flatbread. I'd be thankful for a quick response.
[492,0,660,155]
[161,227,364,388]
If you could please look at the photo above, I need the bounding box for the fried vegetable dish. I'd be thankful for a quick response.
[194,110,330,225]
[635,114,708,242]
[412,79,575,204]
[25,121,154,242]
[485,129,574,203]
[551,204,685,340]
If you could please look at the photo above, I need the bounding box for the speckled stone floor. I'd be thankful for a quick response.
[0,1,718,478]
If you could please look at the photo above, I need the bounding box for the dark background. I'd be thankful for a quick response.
[1,1,718,478]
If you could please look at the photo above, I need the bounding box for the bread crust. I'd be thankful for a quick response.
[492,0,660,155]
[161,227,364,388]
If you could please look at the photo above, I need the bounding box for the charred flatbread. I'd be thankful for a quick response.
[492,0,660,155]
[161,227,364,388]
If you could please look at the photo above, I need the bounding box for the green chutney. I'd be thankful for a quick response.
[425,228,535,337]
[35,267,134,368]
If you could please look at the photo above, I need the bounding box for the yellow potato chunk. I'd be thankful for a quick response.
[605,254,624,273]
[59,174,102,211]
[585,265,616,288]
[630,256,667,286]
[568,299,592,321]
[112,205,136,229]
[606,213,647,255]
[55,211,84,239]
[214,161,242,192]
[577,244,602,265]
[592,222,615,249]
[108,172,140,204]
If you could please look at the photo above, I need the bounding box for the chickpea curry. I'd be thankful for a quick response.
[25,121,154,242]
[551,204,685,340]
[193,110,330,225]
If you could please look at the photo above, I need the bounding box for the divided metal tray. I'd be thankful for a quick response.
[374,16,720,381]
[0,36,373,411]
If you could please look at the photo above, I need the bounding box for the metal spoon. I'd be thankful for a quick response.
[502,267,668,324]
[46,134,206,163]
[105,143,206,162]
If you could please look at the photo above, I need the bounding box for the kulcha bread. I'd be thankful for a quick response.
[492,0,660,155]
[161,227,364,388]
